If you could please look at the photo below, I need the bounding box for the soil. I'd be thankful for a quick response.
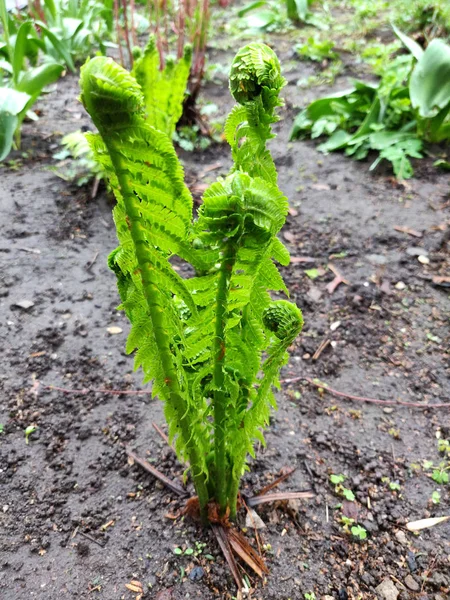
[1,25,450,600]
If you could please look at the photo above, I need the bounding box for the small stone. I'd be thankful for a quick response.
[3,505,9,513]
[245,508,266,530]
[375,577,399,600]
[418,255,430,265]
[406,247,427,256]
[404,575,419,592]
[106,326,122,335]
[14,299,34,310]
[366,254,387,265]
[384,407,395,414]
[395,281,406,290]
[307,286,322,302]
[406,551,417,572]
[188,566,204,582]
[395,530,408,545]
[330,320,341,331]
[322,596,335,600]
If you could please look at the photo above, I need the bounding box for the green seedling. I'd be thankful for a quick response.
[431,466,449,485]
[340,516,367,540]
[382,477,401,492]
[350,524,368,540]
[431,491,441,504]
[24,424,37,444]
[330,473,355,501]
[437,439,450,455]
[420,439,450,486]
[80,43,303,521]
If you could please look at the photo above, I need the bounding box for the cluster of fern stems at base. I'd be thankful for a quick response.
[80,41,303,522]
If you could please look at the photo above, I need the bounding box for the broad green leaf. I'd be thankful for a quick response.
[307,89,356,120]
[43,0,57,22]
[369,130,417,149]
[0,59,13,74]
[410,39,450,118]
[318,129,351,151]
[12,21,32,84]
[392,24,423,61]
[62,17,84,39]
[0,88,30,160]
[0,112,18,161]
[17,62,63,97]
[0,87,31,115]
[287,0,309,21]
[39,23,76,72]
[238,1,266,17]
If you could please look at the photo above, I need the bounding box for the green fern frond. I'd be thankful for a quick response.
[132,36,191,137]
[80,56,210,512]
[80,44,303,523]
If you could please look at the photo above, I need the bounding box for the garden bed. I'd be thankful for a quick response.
[0,35,449,600]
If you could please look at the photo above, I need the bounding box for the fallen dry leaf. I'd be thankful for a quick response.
[406,516,450,531]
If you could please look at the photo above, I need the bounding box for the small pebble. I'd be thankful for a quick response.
[375,577,399,600]
[404,574,419,592]
[395,530,407,545]
[406,247,427,256]
[418,255,430,265]
[189,566,204,582]
[395,281,406,290]
[14,300,34,310]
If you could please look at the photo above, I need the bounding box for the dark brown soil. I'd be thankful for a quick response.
[1,35,449,600]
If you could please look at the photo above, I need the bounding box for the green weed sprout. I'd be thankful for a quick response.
[80,43,302,521]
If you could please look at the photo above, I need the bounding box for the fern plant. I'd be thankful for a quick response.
[80,43,303,521]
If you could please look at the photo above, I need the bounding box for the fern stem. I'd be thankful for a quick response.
[228,472,241,519]
[108,149,209,521]
[213,238,238,516]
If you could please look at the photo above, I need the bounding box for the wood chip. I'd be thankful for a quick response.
[227,527,269,577]
[290,256,316,264]
[394,225,422,238]
[247,490,315,507]
[107,326,123,335]
[125,580,143,593]
[311,183,330,191]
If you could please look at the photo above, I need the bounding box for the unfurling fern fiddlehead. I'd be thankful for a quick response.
[80,42,303,522]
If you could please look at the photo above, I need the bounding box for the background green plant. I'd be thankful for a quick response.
[0,0,65,159]
[290,29,450,179]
